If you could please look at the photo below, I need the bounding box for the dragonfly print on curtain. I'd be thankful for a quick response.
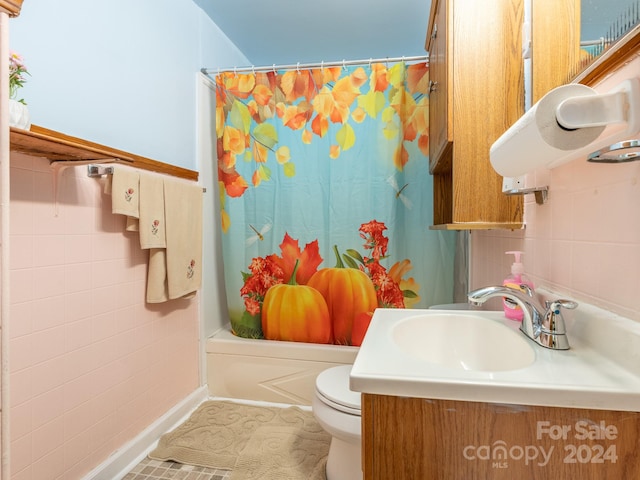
[215,61,455,346]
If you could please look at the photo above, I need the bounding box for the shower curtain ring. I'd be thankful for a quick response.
[320,60,324,72]
[234,66,237,75]
[252,65,255,75]
[342,59,346,70]
[369,57,373,67]
[272,64,276,75]
[296,62,300,74]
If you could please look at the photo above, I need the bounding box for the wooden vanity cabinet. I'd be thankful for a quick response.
[426,0,524,229]
[362,394,640,480]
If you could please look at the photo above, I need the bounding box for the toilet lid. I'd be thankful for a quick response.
[315,365,361,415]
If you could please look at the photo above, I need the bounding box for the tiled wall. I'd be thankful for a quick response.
[8,154,200,480]
[471,63,640,323]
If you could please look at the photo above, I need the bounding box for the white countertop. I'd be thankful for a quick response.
[350,307,640,411]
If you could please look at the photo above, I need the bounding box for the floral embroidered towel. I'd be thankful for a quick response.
[111,167,140,218]
[139,173,166,249]
[146,248,169,303]
[164,178,203,299]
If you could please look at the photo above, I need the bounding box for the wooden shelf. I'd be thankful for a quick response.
[429,222,523,231]
[10,125,199,181]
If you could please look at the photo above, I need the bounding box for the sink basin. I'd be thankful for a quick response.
[391,313,535,371]
[350,306,640,412]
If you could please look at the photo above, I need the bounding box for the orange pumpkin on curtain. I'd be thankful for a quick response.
[307,246,378,345]
[262,260,332,343]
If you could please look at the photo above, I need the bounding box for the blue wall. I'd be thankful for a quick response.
[9,0,248,170]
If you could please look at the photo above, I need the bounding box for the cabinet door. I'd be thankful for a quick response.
[427,0,452,174]
[532,0,581,102]
[363,394,640,480]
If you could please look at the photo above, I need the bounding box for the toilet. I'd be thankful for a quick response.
[312,365,363,480]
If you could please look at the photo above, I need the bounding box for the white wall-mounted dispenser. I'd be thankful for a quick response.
[490,78,640,178]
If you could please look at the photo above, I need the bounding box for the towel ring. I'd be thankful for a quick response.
[587,139,640,163]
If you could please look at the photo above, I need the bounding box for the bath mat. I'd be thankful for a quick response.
[148,400,330,477]
[231,425,328,480]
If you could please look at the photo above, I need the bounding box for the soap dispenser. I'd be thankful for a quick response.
[502,251,535,321]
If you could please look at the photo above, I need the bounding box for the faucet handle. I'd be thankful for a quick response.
[541,299,578,336]
[545,299,578,313]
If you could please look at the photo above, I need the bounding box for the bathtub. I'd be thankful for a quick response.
[206,325,358,405]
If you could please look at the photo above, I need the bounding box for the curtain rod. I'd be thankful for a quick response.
[201,54,429,76]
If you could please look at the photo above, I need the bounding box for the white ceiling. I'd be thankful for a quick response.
[194,0,432,68]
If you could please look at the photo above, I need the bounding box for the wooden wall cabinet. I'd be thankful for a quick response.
[531,0,582,103]
[362,394,640,480]
[426,0,524,230]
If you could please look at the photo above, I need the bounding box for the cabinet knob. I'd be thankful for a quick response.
[429,80,438,93]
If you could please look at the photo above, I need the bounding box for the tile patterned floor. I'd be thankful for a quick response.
[122,458,232,480]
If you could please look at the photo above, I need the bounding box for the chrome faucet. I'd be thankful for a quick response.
[467,285,578,350]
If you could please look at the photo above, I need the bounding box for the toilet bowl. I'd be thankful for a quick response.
[312,365,362,480]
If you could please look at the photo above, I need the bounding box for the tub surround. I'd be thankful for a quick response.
[207,326,357,405]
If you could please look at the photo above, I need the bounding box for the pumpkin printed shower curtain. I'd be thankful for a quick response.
[215,61,455,346]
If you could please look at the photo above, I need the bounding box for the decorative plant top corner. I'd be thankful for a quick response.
[9,50,30,105]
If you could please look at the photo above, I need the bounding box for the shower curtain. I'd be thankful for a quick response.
[215,61,455,346]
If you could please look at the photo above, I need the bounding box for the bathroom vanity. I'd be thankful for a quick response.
[351,308,640,480]
[361,395,639,480]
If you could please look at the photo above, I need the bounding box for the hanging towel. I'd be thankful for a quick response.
[147,248,169,303]
[126,216,139,232]
[138,173,166,249]
[105,174,138,230]
[103,174,112,195]
[164,178,203,299]
[111,167,140,218]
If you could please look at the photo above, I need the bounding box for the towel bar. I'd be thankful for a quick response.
[87,164,114,177]
[86,164,206,192]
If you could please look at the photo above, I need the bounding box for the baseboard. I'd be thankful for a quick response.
[83,386,209,480]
